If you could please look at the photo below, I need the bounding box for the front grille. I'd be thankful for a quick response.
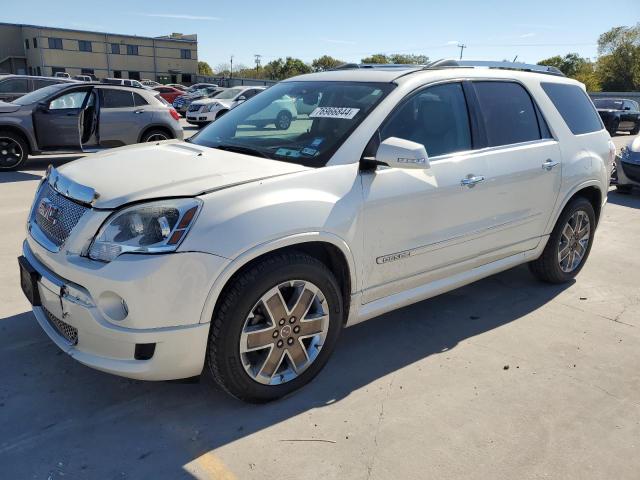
[621,160,640,183]
[32,182,89,247]
[43,306,78,345]
[188,104,202,112]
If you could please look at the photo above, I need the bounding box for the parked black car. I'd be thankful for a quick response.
[0,82,183,170]
[0,75,76,103]
[593,98,640,136]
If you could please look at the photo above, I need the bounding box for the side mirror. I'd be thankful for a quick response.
[37,101,49,111]
[624,106,631,111]
[375,137,430,169]
[236,96,246,102]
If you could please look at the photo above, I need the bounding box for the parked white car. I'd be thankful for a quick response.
[186,86,269,126]
[20,61,613,402]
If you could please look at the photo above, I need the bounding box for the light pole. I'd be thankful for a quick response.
[458,44,466,60]
[230,55,234,80]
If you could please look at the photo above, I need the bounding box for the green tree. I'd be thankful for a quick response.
[389,53,429,64]
[311,55,345,72]
[596,24,640,91]
[198,61,213,76]
[263,57,312,80]
[361,53,390,64]
[537,53,589,77]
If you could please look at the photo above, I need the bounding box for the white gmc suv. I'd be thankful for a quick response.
[19,60,614,402]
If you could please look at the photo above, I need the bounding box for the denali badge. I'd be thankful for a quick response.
[37,198,61,225]
[376,251,411,264]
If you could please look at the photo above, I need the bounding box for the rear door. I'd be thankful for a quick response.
[33,87,91,150]
[469,80,562,249]
[98,88,152,146]
[0,77,29,102]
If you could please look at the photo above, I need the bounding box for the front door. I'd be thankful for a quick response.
[33,88,91,150]
[361,82,496,303]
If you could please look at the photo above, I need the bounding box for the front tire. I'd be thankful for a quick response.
[529,197,596,283]
[275,110,292,130]
[0,131,29,171]
[206,252,344,403]
[630,123,640,135]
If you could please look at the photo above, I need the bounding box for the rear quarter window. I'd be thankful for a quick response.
[541,83,603,135]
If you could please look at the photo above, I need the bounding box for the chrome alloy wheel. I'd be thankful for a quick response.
[558,210,591,273]
[239,280,329,386]
[0,137,23,168]
[145,133,169,142]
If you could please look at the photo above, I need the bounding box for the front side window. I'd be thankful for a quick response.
[78,40,92,52]
[381,82,472,157]
[0,78,29,94]
[542,83,603,135]
[473,81,541,147]
[101,89,134,108]
[49,90,88,110]
[127,45,138,56]
[191,81,394,167]
[48,38,63,49]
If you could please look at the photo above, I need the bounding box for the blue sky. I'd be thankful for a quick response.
[3,0,639,69]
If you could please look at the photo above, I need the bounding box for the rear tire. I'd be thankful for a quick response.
[275,110,292,130]
[0,130,29,171]
[630,124,640,135]
[529,197,596,284]
[141,129,172,142]
[206,252,343,403]
[607,120,619,136]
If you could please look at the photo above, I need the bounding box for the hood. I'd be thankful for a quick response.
[0,101,20,113]
[58,141,310,209]
[195,98,232,107]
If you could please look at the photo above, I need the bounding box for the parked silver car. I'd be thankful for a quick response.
[0,74,76,102]
[0,82,183,170]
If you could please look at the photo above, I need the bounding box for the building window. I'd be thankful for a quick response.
[48,38,63,49]
[182,73,192,83]
[113,70,122,78]
[78,40,92,52]
[111,43,120,54]
[180,49,191,59]
[36,66,42,76]
[81,68,95,77]
[33,37,38,48]
[51,67,66,74]
[28,67,33,75]
[25,39,30,49]
[128,71,141,80]
[126,45,139,56]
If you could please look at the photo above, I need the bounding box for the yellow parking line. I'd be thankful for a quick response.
[184,451,237,480]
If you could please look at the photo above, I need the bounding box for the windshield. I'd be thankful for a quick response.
[593,99,624,110]
[13,84,66,105]
[190,81,394,167]
[215,87,246,100]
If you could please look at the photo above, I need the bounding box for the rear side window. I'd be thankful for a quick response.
[101,89,134,108]
[381,82,472,157]
[473,81,541,147]
[133,93,148,106]
[541,83,603,135]
[0,78,29,93]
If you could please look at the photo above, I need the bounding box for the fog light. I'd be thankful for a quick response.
[98,291,128,322]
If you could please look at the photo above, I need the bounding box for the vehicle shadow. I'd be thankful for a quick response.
[22,154,84,173]
[0,265,573,478]
[607,189,640,208]
[0,171,41,183]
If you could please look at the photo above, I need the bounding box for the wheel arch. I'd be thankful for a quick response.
[0,124,35,153]
[199,233,357,326]
[549,181,604,232]
[138,124,174,143]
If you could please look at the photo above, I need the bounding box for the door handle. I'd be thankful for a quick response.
[134,110,144,114]
[460,175,485,188]
[542,159,560,170]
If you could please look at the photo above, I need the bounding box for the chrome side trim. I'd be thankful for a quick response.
[48,166,98,205]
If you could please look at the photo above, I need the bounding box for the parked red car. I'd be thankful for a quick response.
[153,86,188,104]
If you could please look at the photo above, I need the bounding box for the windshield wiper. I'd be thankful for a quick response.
[213,144,271,159]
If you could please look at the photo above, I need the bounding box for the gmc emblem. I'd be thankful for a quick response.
[37,198,61,225]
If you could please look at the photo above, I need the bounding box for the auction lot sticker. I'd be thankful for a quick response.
[310,107,360,119]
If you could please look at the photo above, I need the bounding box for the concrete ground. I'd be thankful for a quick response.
[0,131,639,479]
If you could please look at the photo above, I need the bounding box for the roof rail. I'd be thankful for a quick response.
[333,63,424,70]
[425,59,565,77]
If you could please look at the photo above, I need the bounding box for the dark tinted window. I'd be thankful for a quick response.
[34,79,58,89]
[25,39,29,49]
[0,78,29,93]
[101,89,134,108]
[133,93,148,106]
[78,40,92,52]
[541,83,603,135]
[127,44,138,55]
[48,38,63,49]
[33,37,37,48]
[180,49,191,59]
[474,81,541,146]
[381,82,471,157]
[111,43,120,54]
